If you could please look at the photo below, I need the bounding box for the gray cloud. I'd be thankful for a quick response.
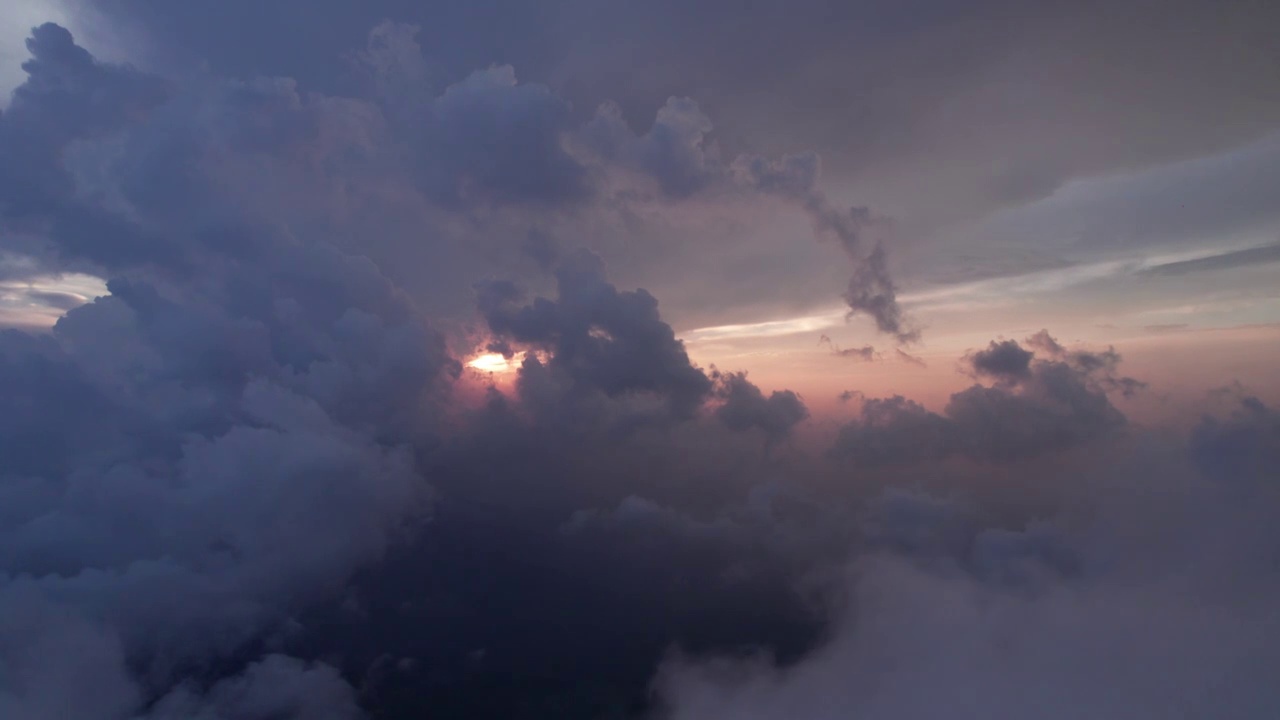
[141,655,363,720]
[80,1,1280,201]
[657,397,1280,720]
[834,333,1131,465]
[894,348,928,368]
[0,26,451,717]
[418,65,590,205]
[733,153,917,342]
[1139,242,1280,278]
[818,334,877,362]
[712,370,809,445]
[967,339,1034,382]
[477,248,715,425]
[65,0,1280,337]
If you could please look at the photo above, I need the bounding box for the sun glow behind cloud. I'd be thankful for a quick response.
[0,271,108,328]
[466,351,522,373]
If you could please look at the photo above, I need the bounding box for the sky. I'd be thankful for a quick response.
[0,2,1278,719]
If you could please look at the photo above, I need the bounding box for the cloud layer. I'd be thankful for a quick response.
[0,17,1276,720]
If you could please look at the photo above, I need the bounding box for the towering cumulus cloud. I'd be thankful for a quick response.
[1,16,1277,720]
[0,23,452,720]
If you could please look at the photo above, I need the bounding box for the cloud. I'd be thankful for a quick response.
[818,334,876,361]
[141,655,364,720]
[581,96,719,197]
[1027,329,1147,398]
[966,338,1033,382]
[712,370,809,444]
[6,18,919,348]
[657,551,1280,720]
[476,248,714,426]
[418,64,590,205]
[0,25,449,716]
[0,17,1275,720]
[0,23,168,274]
[894,348,927,368]
[733,153,917,343]
[1191,394,1280,483]
[834,333,1131,465]
[1137,241,1280,277]
[656,400,1280,720]
[82,0,1280,221]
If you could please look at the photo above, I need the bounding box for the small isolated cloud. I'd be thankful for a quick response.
[895,348,928,368]
[818,333,876,361]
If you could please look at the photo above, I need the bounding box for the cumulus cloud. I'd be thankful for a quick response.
[419,64,590,205]
[581,96,719,197]
[476,248,714,426]
[966,338,1033,382]
[834,333,1130,465]
[1191,393,1280,484]
[0,25,448,717]
[712,370,809,444]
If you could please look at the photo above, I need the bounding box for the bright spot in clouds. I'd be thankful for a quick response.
[0,271,108,328]
[467,352,518,373]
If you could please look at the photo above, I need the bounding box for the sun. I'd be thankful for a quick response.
[466,352,516,373]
